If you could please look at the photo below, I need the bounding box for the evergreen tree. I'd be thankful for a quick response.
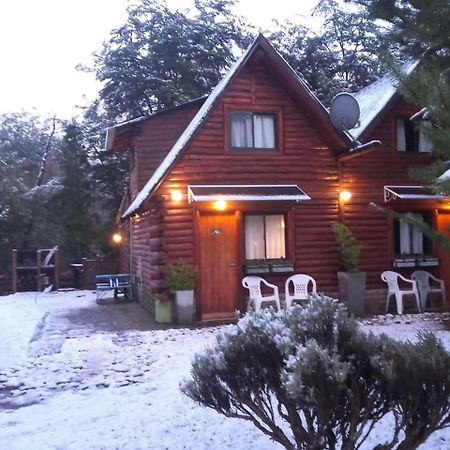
[47,123,99,264]
[348,0,450,191]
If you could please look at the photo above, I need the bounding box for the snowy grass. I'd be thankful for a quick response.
[0,290,449,449]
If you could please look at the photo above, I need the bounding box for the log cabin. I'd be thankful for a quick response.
[106,34,449,320]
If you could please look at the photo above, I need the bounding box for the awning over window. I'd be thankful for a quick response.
[188,185,311,202]
[384,185,447,202]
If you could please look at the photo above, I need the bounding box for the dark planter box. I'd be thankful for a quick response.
[337,271,366,315]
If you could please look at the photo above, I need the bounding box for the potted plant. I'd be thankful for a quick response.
[332,222,366,315]
[165,260,195,324]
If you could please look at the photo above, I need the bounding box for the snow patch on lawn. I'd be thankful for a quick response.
[0,290,449,449]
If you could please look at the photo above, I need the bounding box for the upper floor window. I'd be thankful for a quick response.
[396,118,432,153]
[394,212,431,255]
[245,214,286,260]
[230,112,276,150]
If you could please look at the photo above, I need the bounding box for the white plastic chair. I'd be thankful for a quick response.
[411,270,446,311]
[285,274,317,308]
[242,276,281,312]
[381,271,421,315]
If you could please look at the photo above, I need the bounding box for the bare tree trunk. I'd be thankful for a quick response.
[22,116,57,248]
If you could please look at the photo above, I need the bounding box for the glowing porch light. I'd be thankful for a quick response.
[339,190,352,202]
[213,199,227,211]
[112,232,122,244]
[170,190,183,202]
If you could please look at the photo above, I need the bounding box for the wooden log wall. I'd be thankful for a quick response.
[341,97,435,290]
[132,102,203,198]
[153,59,341,295]
[129,56,435,312]
[129,197,167,305]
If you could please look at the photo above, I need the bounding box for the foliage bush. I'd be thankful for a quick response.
[165,260,195,294]
[182,296,450,449]
[332,222,362,272]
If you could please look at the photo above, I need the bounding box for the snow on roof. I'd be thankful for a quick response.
[349,61,418,140]
[121,41,257,217]
[123,36,322,218]
[122,35,350,218]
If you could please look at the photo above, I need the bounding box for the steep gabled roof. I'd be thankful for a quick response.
[349,61,418,140]
[119,34,352,219]
[105,96,207,152]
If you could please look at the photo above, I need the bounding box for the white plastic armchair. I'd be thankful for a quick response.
[242,276,281,312]
[411,270,446,311]
[381,271,421,315]
[285,274,317,308]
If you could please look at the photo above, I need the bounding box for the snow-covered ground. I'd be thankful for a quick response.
[0,290,449,449]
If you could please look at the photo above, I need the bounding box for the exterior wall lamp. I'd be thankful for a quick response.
[213,199,227,211]
[339,190,352,203]
[170,190,184,202]
[112,232,122,245]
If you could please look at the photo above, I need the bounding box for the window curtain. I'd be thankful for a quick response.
[418,121,433,153]
[396,118,406,152]
[411,213,424,253]
[399,221,411,254]
[231,114,252,148]
[399,213,424,254]
[265,215,286,258]
[245,216,265,259]
[254,115,275,149]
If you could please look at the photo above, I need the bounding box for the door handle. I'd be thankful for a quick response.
[228,263,236,267]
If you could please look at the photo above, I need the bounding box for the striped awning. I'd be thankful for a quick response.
[384,185,447,202]
[188,185,311,202]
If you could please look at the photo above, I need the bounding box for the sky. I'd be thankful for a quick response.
[0,0,320,119]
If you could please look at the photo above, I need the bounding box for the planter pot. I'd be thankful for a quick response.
[337,271,366,315]
[155,298,172,323]
[175,290,194,324]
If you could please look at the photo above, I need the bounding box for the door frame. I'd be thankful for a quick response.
[194,209,241,319]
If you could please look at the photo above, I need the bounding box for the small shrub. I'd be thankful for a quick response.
[332,222,362,272]
[182,296,450,449]
[164,260,195,294]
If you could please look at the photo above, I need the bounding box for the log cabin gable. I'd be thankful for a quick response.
[121,35,351,218]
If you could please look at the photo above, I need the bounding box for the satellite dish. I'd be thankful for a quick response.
[329,93,360,131]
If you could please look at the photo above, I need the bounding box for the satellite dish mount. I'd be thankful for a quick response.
[329,93,360,131]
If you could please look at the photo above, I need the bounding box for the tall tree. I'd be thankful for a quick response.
[89,0,252,122]
[47,123,99,264]
[0,113,61,270]
[348,0,450,191]
[270,0,384,104]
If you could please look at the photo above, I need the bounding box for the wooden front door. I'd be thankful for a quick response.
[436,212,450,304]
[198,212,238,319]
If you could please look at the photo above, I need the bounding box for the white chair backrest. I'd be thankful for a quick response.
[286,274,316,299]
[242,276,263,299]
[381,271,401,291]
[411,270,432,290]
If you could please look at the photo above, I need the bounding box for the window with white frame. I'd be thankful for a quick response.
[230,112,276,150]
[394,212,431,255]
[245,214,286,260]
[396,118,432,153]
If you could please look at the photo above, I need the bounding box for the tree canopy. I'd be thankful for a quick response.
[91,0,252,121]
[347,0,450,191]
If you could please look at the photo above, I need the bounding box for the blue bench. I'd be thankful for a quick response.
[95,274,132,302]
